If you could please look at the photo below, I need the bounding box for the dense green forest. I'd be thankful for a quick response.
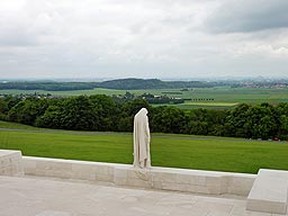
[0,81,97,91]
[0,94,287,140]
[99,78,215,89]
[0,79,217,91]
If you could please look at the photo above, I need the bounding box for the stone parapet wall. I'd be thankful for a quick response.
[23,156,255,196]
[0,150,24,177]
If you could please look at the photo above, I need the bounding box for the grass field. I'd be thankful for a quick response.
[183,102,239,107]
[173,102,239,110]
[1,120,288,174]
[1,87,287,110]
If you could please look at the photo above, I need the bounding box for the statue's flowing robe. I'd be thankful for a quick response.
[133,108,151,169]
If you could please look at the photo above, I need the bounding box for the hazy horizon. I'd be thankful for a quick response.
[1,75,288,83]
[1,0,288,79]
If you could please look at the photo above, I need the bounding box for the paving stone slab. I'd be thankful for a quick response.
[0,175,274,216]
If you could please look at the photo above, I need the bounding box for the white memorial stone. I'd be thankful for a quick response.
[247,169,288,214]
[0,149,24,177]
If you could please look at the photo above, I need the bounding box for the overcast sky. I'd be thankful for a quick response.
[1,0,288,80]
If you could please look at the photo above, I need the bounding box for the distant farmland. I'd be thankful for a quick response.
[1,87,288,109]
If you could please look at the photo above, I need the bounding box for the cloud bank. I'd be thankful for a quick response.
[0,0,288,79]
[205,0,288,33]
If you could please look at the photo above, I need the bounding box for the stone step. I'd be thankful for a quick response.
[247,169,288,214]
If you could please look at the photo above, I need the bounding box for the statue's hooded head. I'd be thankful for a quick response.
[139,108,148,115]
[135,108,148,120]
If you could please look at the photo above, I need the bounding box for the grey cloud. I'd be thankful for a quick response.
[0,30,38,47]
[1,0,288,79]
[0,20,38,47]
[205,0,288,33]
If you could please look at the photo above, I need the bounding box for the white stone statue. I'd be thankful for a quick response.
[133,108,151,169]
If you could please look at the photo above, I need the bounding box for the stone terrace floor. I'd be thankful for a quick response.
[0,175,286,216]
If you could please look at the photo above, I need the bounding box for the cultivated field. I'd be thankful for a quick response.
[1,87,287,109]
[0,121,287,174]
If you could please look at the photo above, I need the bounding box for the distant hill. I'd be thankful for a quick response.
[0,78,215,91]
[0,81,98,91]
[98,78,214,89]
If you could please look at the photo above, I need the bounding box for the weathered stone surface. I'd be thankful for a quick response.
[4,152,287,215]
[0,175,272,216]
[0,150,24,177]
[22,156,256,196]
[247,169,288,214]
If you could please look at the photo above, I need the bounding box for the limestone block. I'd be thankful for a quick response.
[219,176,229,194]
[71,163,97,181]
[155,172,178,183]
[126,177,151,188]
[194,185,210,194]
[95,165,114,176]
[184,184,199,193]
[205,176,224,195]
[247,169,288,214]
[114,177,128,186]
[194,176,207,186]
[151,180,162,189]
[161,181,180,191]
[72,161,115,182]
[227,174,255,196]
[37,160,73,178]
[176,173,196,184]
[22,157,36,174]
[115,167,152,188]
[114,167,128,179]
[95,173,113,182]
[0,150,24,177]
[176,182,190,192]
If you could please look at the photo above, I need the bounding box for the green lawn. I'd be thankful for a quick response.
[0,121,288,174]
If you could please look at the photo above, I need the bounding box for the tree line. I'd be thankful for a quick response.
[0,78,215,91]
[0,95,287,140]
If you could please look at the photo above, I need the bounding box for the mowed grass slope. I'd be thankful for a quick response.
[0,121,288,174]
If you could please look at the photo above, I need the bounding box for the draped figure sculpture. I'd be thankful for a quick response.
[133,108,151,169]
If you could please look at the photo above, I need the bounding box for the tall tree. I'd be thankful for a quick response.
[8,98,48,125]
